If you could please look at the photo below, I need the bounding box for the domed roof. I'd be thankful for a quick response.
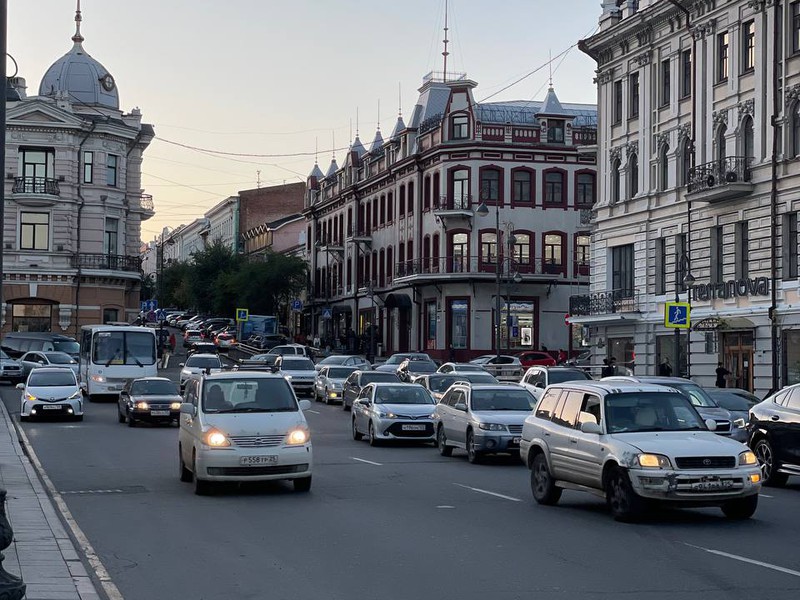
[38,4,120,109]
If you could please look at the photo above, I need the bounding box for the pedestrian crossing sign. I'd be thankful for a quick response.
[665,302,690,329]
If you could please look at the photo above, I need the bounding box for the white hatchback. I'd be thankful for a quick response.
[18,367,83,421]
[178,372,313,495]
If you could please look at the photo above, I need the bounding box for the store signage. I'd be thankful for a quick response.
[691,277,770,301]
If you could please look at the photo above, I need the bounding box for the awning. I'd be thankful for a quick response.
[693,316,755,331]
[332,305,352,314]
[383,293,413,309]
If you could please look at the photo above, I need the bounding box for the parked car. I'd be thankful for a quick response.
[706,388,760,434]
[520,381,762,521]
[214,332,237,351]
[517,351,557,367]
[747,385,800,486]
[435,382,535,462]
[269,344,311,358]
[178,371,313,495]
[565,349,592,369]
[314,366,357,404]
[118,377,182,427]
[276,355,317,397]
[396,357,438,382]
[351,382,436,445]
[373,352,432,373]
[179,353,223,392]
[519,366,593,404]
[342,370,402,410]
[468,355,523,379]
[19,351,79,378]
[416,372,498,401]
[18,367,83,421]
[178,315,206,330]
[0,350,25,384]
[436,362,488,374]
[1,332,81,360]
[187,342,219,356]
[315,354,372,371]
[183,330,204,348]
[236,353,280,371]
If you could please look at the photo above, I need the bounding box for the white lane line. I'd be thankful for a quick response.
[684,544,800,578]
[437,505,455,509]
[306,410,321,414]
[760,493,774,498]
[351,457,383,466]
[454,483,522,502]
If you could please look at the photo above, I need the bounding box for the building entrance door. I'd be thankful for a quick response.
[722,331,754,391]
[398,308,409,353]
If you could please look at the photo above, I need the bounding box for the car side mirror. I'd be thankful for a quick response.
[535,382,545,389]
[298,399,312,411]
[180,403,196,417]
[357,399,371,405]
[15,383,24,390]
[580,421,602,435]
[454,402,467,411]
[705,418,717,431]
[179,363,185,368]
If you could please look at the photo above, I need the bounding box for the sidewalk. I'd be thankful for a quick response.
[0,401,103,600]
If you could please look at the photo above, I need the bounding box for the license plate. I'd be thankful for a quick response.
[41,405,62,410]
[150,410,170,416]
[511,437,521,444]
[240,455,278,466]
[402,424,426,431]
[108,386,122,392]
[692,479,734,491]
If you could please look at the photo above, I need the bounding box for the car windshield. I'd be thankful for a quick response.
[374,385,434,405]
[0,350,10,360]
[668,382,718,407]
[406,361,437,373]
[549,370,592,384]
[92,331,156,366]
[327,367,356,378]
[605,392,705,433]
[428,375,463,392]
[448,364,485,372]
[471,389,533,411]
[130,380,179,396]
[320,356,349,365]
[281,359,315,371]
[43,352,75,364]
[251,354,278,362]
[185,356,221,369]
[53,340,80,355]
[361,372,401,384]
[28,371,76,387]
[709,391,758,412]
[202,378,298,413]
[386,353,427,365]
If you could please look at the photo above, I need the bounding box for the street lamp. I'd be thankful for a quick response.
[674,253,694,377]
[475,194,501,364]
[366,283,376,364]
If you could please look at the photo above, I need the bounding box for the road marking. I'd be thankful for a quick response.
[436,505,455,509]
[15,424,126,600]
[306,410,320,414]
[454,483,522,502]
[351,457,383,466]
[62,489,124,495]
[760,493,773,498]
[684,544,800,578]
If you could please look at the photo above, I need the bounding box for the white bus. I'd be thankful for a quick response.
[79,325,157,400]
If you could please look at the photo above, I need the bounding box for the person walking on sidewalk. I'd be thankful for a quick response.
[715,362,731,388]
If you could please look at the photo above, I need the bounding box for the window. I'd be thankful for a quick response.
[544,233,563,269]
[681,137,693,186]
[107,154,118,186]
[547,120,564,143]
[716,125,727,163]
[425,301,437,350]
[480,231,498,266]
[611,244,634,296]
[424,175,431,210]
[793,103,800,157]
[480,168,501,204]
[104,218,119,256]
[576,234,590,270]
[544,170,564,205]
[83,151,93,183]
[629,72,639,118]
[742,116,755,163]
[399,185,406,215]
[407,181,414,215]
[681,49,692,98]
[611,159,621,204]
[717,32,729,82]
[20,212,49,251]
[103,308,119,324]
[19,148,55,188]
[741,20,755,72]
[449,299,468,349]
[628,154,639,198]
[451,114,469,140]
[659,144,669,191]
[736,222,749,280]
[512,233,531,265]
[655,238,666,295]
[452,169,470,209]
[512,170,532,203]
[613,80,623,124]
[660,59,670,106]
[711,225,724,283]
[576,172,595,207]
[450,232,468,272]
[793,1,800,54]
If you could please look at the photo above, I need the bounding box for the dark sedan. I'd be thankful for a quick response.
[341,370,402,410]
[747,384,800,486]
[396,358,438,382]
[118,377,182,427]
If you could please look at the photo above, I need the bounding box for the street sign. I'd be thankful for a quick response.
[236,308,249,322]
[665,302,690,329]
[140,301,147,312]
[565,314,570,326]
[322,307,332,320]
[155,309,166,321]
[291,299,303,312]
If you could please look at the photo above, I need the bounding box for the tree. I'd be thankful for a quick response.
[187,240,242,313]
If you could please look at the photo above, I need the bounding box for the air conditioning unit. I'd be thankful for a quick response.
[725,171,738,183]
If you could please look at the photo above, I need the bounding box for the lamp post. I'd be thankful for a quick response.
[506,266,523,353]
[366,283,376,364]
[157,230,173,354]
[475,194,501,364]
[674,253,695,378]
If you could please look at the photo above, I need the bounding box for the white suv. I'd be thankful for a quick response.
[520,381,762,521]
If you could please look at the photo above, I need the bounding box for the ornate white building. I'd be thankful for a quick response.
[576,0,800,395]
[2,6,153,333]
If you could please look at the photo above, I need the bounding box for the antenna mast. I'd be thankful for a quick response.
[442,0,449,82]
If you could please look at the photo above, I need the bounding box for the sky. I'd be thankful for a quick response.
[8,0,601,241]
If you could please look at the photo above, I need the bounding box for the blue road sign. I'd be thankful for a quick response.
[322,307,332,320]
[140,301,147,312]
[665,302,690,329]
[156,309,166,321]
[291,299,303,312]
[236,308,249,322]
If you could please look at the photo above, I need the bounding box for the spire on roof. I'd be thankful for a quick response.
[325,157,339,178]
[369,128,385,153]
[390,115,406,141]
[351,134,366,158]
[538,85,569,116]
[72,0,84,45]
[309,160,324,179]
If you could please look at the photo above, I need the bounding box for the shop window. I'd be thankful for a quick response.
[500,301,535,351]
[12,303,53,332]
[449,299,468,349]
[425,301,437,350]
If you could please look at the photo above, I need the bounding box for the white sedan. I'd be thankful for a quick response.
[18,367,83,422]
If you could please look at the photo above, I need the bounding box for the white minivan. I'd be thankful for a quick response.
[178,371,313,495]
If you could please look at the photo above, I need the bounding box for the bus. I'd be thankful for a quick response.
[79,325,157,400]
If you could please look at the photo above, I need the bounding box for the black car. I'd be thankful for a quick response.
[341,370,401,410]
[396,358,438,382]
[118,377,182,427]
[748,385,800,486]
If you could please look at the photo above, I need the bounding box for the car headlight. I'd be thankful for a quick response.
[25,393,37,402]
[285,427,310,445]
[205,430,231,447]
[170,402,182,410]
[478,423,507,431]
[378,411,397,419]
[91,375,106,383]
[68,390,82,400]
[739,450,758,466]
[136,401,149,410]
[637,453,672,469]
[733,418,746,429]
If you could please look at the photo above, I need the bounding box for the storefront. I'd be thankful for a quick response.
[497,300,537,351]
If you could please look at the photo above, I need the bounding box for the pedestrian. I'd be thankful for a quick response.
[658,357,672,377]
[169,332,177,354]
[448,344,456,363]
[557,349,567,364]
[313,333,320,348]
[715,362,731,388]
[601,358,613,378]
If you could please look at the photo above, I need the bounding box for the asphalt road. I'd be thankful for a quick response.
[2,344,800,600]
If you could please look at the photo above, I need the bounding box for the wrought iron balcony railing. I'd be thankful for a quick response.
[569,288,640,317]
[434,194,473,211]
[687,156,752,195]
[394,256,585,278]
[71,253,141,273]
[140,194,154,211]
[12,176,60,196]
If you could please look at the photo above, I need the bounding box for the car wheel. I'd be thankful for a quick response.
[117,409,125,424]
[753,439,789,487]
[368,421,380,447]
[437,426,453,457]
[193,454,212,496]
[352,418,363,441]
[20,414,29,423]
[721,494,758,520]
[74,415,83,422]
[293,476,312,493]
[127,414,136,428]
[466,430,482,464]
[606,467,647,522]
[179,445,193,483]
[87,394,98,403]
[531,453,561,505]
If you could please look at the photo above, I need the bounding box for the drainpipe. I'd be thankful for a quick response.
[416,163,424,353]
[74,122,98,337]
[769,1,781,393]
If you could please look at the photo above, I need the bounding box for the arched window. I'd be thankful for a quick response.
[424,175,431,210]
[793,103,800,157]
[432,233,440,273]
[423,235,431,273]
[716,124,727,164]
[742,116,754,164]
[611,158,621,204]
[451,168,470,209]
[543,232,565,274]
[628,154,639,198]
[480,231,498,271]
[681,137,693,186]
[479,167,502,204]
[450,232,468,273]
[659,144,669,191]
[512,232,531,269]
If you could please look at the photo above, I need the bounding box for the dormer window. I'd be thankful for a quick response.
[451,114,469,140]
[547,120,565,143]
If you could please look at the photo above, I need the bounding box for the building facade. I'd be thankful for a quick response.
[577,0,800,396]
[2,7,154,334]
[304,72,597,360]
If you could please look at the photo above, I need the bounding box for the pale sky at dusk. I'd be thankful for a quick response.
[8,0,600,241]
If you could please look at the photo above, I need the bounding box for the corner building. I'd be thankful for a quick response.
[577,0,800,395]
[303,72,597,360]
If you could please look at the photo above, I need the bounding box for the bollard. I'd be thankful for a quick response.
[0,489,26,599]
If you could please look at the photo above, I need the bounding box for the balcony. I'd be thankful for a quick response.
[579,208,596,226]
[394,256,584,282]
[11,176,61,206]
[433,195,475,226]
[569,288,640,318]
[687,157,753,203]
[139,194,155,221]
[71,253,141,273]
